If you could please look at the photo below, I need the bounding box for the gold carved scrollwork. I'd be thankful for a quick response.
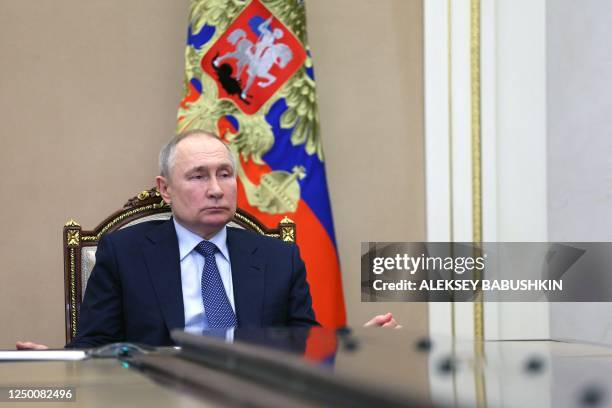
[65,219,80,227]
[124,188,163,209]
[137,191,150,200]
[69,248,77,337]
[279,217,296,243]
[234,212,266,236]
[280,216,294,225]
[137,188,160,201]
[281,227,295,242]
[81,202,170,242]
[67,230,80,247]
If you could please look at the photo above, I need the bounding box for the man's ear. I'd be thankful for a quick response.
[156,176,172,205]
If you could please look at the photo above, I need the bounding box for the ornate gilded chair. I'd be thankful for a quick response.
[63,188,296,343]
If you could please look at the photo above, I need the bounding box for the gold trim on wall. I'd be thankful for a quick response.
[471,0,486,407]
[471,0,484,344]
[447,1,459,404]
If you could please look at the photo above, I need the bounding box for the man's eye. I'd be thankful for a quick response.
[189,174,203,180]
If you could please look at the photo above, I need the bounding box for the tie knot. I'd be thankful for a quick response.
[195,240,217,257]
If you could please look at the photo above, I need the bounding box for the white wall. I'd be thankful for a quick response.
[547,0,612,346]
[486,0,549,340]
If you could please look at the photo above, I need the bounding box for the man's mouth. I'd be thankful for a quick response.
[202,206,228,212]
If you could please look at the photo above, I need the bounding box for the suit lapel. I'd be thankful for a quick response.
[227,228,264,327]
[143,220,185,332]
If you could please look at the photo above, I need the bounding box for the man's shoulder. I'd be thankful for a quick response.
[103,219,172,244]
[227,226,295,252]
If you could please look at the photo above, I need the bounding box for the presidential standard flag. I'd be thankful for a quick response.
[177,0,346,327]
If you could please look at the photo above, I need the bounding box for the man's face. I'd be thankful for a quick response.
[156,134,237,239]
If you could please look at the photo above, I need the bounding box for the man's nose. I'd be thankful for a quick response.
[206,176,224,198]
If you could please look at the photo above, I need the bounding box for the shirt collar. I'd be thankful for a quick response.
[173,218,229,262]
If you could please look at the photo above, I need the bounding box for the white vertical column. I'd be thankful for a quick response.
[424,0,453,339]
[425,0,476,340]
[484,0,549,341]
[448,0,476,341]
[425,0,476,405]
[424,0,474,338]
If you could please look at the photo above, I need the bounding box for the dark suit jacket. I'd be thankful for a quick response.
[67,219,318,348]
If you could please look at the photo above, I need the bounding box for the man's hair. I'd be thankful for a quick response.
[158,129,237,178]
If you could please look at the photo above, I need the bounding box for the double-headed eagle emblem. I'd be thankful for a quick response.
[178,0,324,215]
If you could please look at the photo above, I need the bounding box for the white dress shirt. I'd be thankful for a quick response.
[173,219,235,334]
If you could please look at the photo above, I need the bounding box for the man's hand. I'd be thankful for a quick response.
[364,312,402,329]
[16,341,49,350]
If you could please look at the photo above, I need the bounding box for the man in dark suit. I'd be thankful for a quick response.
[68,218,316,347]
[67,130,317,347]
[16,130,398,350]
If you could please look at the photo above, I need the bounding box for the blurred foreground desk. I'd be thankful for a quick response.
[0,357,203,408]
[3,328,612,407]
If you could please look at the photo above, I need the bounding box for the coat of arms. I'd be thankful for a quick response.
[202,0,306,114]
[179,0,323,215]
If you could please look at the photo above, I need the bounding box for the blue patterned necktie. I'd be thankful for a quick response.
[194,240,237,328]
